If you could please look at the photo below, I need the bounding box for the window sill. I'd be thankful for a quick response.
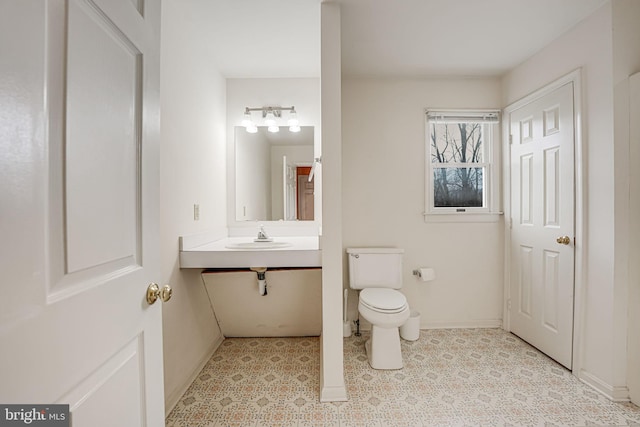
[423,212,503,223]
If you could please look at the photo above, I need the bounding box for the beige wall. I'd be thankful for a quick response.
[502,1,640,399]
[160,0,227,413]
[342,77,504,329]
[202,269,322,337]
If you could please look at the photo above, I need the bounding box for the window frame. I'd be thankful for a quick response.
[424,109,502,222]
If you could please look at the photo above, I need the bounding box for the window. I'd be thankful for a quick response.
[425,110,500,221]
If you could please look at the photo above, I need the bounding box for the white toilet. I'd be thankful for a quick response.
[347,247,410,370]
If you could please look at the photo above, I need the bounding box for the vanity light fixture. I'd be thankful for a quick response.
[288,110,300,132]
[263,111,277,127]
[242,106,300,133]
[241,111,253,127]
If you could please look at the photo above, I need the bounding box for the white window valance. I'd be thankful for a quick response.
[426,110,500,124]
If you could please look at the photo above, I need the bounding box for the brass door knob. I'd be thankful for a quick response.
[160,284,173,302]
[147,283,173,305]
[556,236,571,245]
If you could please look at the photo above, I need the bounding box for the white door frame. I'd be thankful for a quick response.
[502,69,585,375]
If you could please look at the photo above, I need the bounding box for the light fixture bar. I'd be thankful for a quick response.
[242,106,300,133]
[244,106,296,115]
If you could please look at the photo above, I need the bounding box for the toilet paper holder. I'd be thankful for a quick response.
[413,268,436,281]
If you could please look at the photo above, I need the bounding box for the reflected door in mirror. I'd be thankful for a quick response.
[297,166,314,220]
[234,126,314,221]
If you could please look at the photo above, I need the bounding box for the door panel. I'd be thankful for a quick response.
[542,249,560,331]
[0,1,164,425]
[518,245,533,317]
[66,0,141,274]
[544,147,560,226]
[509,82,575,369]
[59,337,145,426]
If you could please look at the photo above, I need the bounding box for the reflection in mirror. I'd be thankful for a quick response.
[235,126,314,222]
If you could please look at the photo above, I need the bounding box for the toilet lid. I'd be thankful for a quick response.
[360,288,407,312]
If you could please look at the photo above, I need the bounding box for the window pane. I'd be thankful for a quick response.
[433,167,484,207]
[430,123,483,163]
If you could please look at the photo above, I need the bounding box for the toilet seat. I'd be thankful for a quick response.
[359,288,407,314]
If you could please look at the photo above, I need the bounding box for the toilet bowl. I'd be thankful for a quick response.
[358,288,410,369]
[347,247,411,370]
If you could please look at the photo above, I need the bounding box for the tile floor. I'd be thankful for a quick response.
[165,328,640,426]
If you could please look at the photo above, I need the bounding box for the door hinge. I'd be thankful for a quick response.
[507,299,511,311]
[509,134,513,145]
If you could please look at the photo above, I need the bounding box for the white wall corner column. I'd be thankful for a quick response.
[319,1,347,402]
[628,71,640,405]
[612,0,640,401]
[611,76,631,400]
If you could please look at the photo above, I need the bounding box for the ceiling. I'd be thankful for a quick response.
[195,0,321,78]
[202,0,607,78]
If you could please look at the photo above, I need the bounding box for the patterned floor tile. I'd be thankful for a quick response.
[166,329,640,427]
[298,402,339,427]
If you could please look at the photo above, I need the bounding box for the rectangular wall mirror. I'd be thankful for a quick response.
[235,126,315,222]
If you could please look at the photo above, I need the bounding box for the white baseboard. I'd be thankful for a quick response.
[420,319,503,329]
[164,334,225,416]
[579,369,630,402]
[355,319,502,332]
[320,384,348,402]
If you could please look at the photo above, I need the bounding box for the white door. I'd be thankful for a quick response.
[508,81,575,369]
[282,155,296,220]
[0,1,166,426]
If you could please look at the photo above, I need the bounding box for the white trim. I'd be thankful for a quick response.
[164,334,224,416]
[580,369,631,402]
[628,72,640,405]
[423,212,502,223]
[319,385,348,402]
[420,319,503,329]
[426,109,500,122]
[424,112,501,220]
[502,69,585,377]
[357,319,503,331]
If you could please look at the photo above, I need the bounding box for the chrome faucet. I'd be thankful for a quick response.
[256,225,271,241]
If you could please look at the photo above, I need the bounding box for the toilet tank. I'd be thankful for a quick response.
[347,247,404,290]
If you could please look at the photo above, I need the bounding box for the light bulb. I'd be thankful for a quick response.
[264,111,277,126]
[246,124,258,133]
[287,111,299,127]
[289,125,301,133]
[268,125,279,133]
[241,112,253,128]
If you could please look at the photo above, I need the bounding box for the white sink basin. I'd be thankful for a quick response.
[225,241,292,250]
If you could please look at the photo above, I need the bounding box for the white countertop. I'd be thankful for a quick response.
[179,236,321,268]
